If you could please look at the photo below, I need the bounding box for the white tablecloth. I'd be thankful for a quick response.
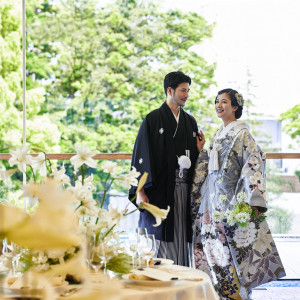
[119,265,219,300]
[1,265,219,300]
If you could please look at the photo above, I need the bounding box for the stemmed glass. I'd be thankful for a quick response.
[2,238,13,256]
[87,236,102,273]
[122,230,138,267]
[96,237,116,275]
[11,244,23,276]
[136,227,148,267]
[141,234,156,268]
[1,238,14,272]
[97,239,108,274]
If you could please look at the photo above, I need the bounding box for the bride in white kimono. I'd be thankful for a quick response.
[191,89,285,300]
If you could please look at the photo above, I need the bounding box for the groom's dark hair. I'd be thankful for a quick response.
[164,71,191,96]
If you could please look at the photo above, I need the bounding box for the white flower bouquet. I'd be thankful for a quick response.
[213,192,266,227]
[0,145,169,278]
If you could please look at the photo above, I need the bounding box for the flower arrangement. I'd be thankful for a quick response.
[0,145,169,278]
[213,192,266,227]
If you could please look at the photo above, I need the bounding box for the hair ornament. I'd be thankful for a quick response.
[235,93,244,106]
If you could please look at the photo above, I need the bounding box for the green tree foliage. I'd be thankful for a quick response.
[0,0,23,150]
[266,164,295,196]
[241,68,273,151]
[0,0,61,154]
[26,0,217,152]
[267,206,292,234]
[266,163,293,234]
[295,170,300,182]
[280,104,300,142]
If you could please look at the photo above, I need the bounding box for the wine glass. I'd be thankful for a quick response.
[97,237,116,275]
[97,239,108,274]
[136,227,148,267]
[87,236,102,273]
[141,234,156,268]
[11,244,23,276]
[87,245,102,273]
[125,230,138,267]
[1,238,14,272]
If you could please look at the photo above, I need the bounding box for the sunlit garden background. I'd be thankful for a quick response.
[0,0,299,266]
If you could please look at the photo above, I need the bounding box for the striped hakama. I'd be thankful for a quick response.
[155,169,192,267]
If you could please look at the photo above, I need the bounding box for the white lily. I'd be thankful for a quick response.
[51,164,71,186]
[0,168,18,183]
[68,181,95,208]
[31,152,47,177]
[20,180,40,207]
[0,203,80,249]
[96,209,115,231]
[119,166,140,189]
[76,205,98,218]
[102,161,118,177]
[70,144,99,170]
[26,179,78,231]
[8,147,32,173]
[108,204,126,224]
[142,203,170,227]
[77,174,96,191]
[76,206,90,217]
[128,166,140,179]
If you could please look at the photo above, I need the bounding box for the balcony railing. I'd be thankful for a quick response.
[0,153,300,160]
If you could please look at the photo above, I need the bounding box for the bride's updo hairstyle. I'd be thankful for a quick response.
[215,88,244,119]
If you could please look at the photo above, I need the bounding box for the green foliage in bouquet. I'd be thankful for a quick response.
[225,192,266,227]
[106,253,131,275]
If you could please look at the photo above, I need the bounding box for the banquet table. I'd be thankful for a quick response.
[86,264,219,300]
[1,264,219,300]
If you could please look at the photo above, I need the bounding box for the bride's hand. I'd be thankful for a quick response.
[196,130,205,152]
[251,206,261,218]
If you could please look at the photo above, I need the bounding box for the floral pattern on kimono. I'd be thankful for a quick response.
[191,123,285,300]
[191,154,208,226]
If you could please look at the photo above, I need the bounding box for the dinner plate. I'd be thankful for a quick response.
[122,273,180,287]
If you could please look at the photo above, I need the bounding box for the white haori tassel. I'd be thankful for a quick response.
[208,147,220,173]
[178,155,191,178]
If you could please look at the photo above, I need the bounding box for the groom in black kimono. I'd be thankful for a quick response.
[129,71,200,266]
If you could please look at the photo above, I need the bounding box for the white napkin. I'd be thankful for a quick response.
[159,267,203,281]
[130,268,179,281]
